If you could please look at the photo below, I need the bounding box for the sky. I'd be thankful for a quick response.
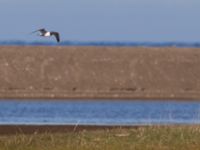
[0,0,200,42]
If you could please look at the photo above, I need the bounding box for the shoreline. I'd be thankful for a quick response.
[0,125,137,135]
[0,124,195,135]
[0,90,200,100]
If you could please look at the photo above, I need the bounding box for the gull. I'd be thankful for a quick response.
[31,28,60,42]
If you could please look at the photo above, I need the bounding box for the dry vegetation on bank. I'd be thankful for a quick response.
[1,126,200,150]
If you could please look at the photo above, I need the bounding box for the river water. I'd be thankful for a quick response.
[0,100,200,125]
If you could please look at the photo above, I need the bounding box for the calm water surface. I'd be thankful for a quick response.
[0,100,200,125]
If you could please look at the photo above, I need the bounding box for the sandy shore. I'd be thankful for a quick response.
[0,125,136,135]
[0,124,197,135]
[0,46,199,100]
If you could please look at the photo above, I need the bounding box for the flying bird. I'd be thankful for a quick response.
[31,28,60,42]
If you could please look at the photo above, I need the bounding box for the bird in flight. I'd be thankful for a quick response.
[31,28,60,42]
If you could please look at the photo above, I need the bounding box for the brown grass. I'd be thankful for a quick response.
[1,126,200,150]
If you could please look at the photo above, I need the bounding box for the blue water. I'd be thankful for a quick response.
[1,40,200,47]
[0,100,200,125]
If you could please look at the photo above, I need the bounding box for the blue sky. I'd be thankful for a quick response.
[0,0,200,42]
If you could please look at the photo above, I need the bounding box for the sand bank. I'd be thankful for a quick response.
[0,46,199,100]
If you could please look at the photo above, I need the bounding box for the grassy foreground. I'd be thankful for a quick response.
[1,126,200,150]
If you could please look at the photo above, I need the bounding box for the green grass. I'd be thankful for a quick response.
[1,126,200,150]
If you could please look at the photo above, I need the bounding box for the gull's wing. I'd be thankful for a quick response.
[51,32,60,42]
[31,28,47,34]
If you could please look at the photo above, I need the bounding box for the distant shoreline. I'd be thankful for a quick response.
[0,46,199,100]
[0,41,200,47]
